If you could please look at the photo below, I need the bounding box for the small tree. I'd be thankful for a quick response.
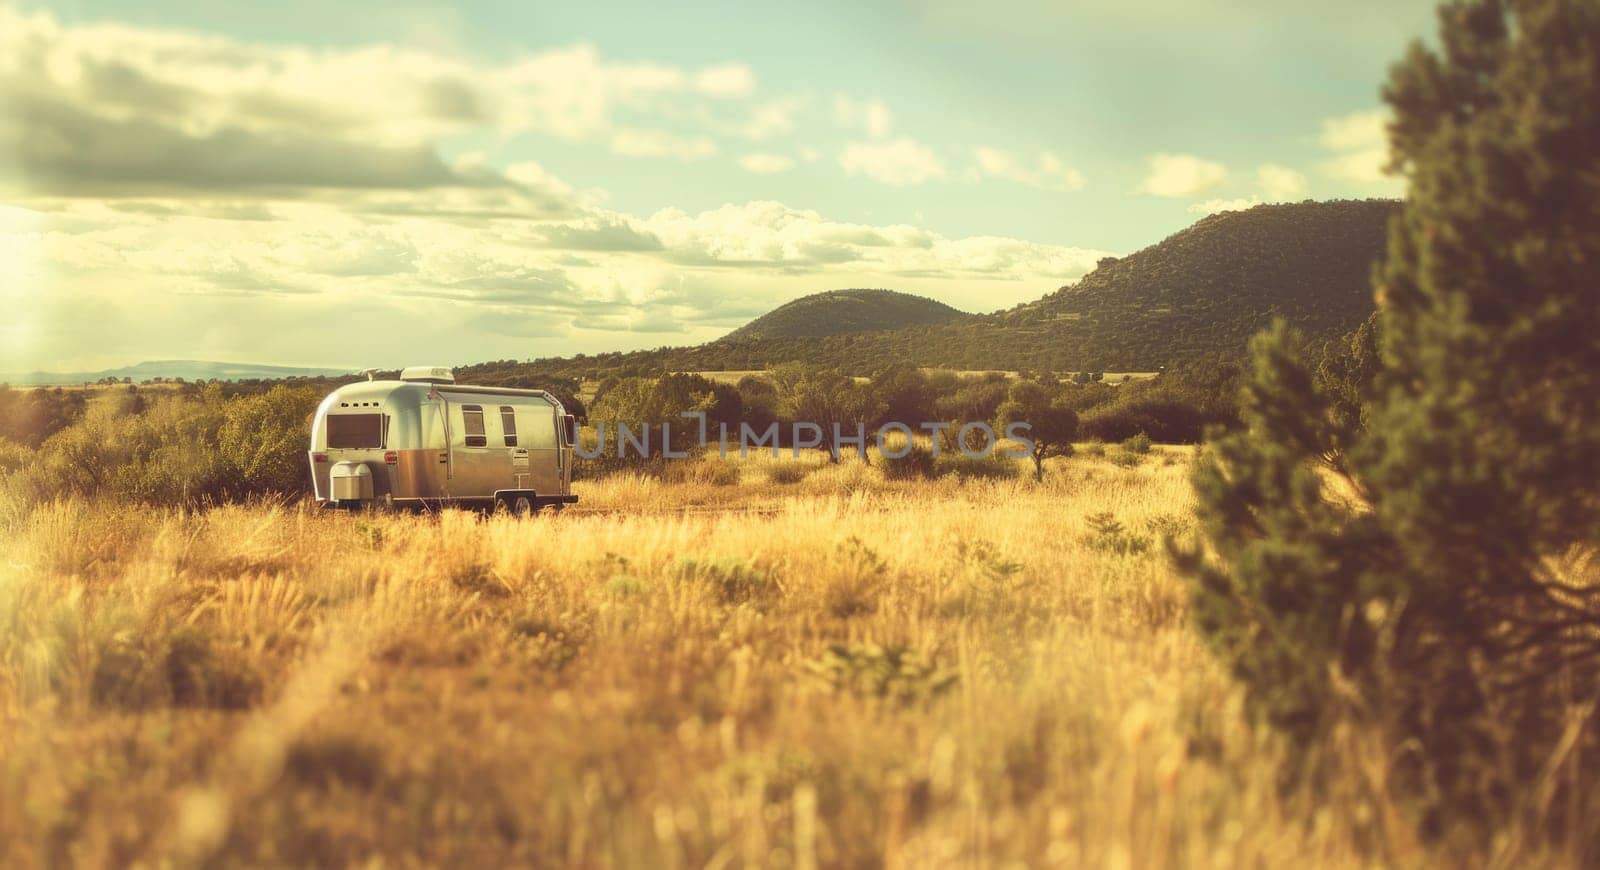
[995,380,1077,482]
[771,364,884,463]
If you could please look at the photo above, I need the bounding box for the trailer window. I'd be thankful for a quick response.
[461,405,487,447]
[500,406,518,447]
[327,413,385,449]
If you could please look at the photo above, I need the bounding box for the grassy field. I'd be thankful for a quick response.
[0,450,1406,867]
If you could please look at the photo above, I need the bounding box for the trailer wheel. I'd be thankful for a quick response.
[511,495,534,516]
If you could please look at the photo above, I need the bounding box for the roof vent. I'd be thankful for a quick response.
[400,366,455,384]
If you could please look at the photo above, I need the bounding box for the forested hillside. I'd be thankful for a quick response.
[479,199,1400,380]
[721,288,969,341]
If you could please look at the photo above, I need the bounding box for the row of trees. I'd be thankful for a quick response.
[580,361,1243,479]
[0,385,90,448]
[0,356,1244,505]
[1,384,323,506]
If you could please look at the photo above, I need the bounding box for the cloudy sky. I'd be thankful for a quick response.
[0,0,1431,372]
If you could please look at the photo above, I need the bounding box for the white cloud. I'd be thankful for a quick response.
[737,97,804,140]
[1320,110,1386,152]
[1185,164,1305,213]
[636,201,1109,284]
[692,63,757,98]
[739,153,796,174]
[608,129,718,161]
[833,95,893,139]
[838,138,947,185]
[1256,163,1307,199]
[1319,110,1391,185]
[1187,196,1261,215]
[10,183,1116,367]
[0,8,1127,369]
[968,146,1086,192]
[0,5,764,197]
[1136,153,1228,198]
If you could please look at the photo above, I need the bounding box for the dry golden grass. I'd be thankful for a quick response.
[0,450,1412,866]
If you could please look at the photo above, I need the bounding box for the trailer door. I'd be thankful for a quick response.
[500,405,532,490]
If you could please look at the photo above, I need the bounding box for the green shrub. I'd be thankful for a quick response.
[803,643,958,703]
[1083,511,1151,556]
[575,451,667,481]
[676,557,772,604]
[879,443,936,480]
[934,451,1019,481]
[1120,432,1152,455]
[666,459,741,487]
[284,732,386,791]
[764,463,810,485]
[93,624,263,711]
[0,383,320,507]
[163,626,264,710]
[1107,451,1142,468]
[0,437,30,474]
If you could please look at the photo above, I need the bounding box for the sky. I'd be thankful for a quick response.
[0,0,1435,372]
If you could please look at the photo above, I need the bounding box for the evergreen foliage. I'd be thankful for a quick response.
[1181,0,1600,836]
[721,288,965,342]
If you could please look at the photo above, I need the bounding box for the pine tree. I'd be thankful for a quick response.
[1182,0,1600,832]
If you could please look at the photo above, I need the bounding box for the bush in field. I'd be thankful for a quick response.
[1106,450,1142,469]
[1181,0,1600,836]
[0,385,88,447]
[879,442,936,481]
[735,375,781,434]
[1077,359,1243,443]
[1119,432,1152,455]
[666,459,742,487]
[575,450,666,481]
[577,372,745,478]
[804,643,958,703]
[764,463,810,485]
[217,386,323,494]
[587,372,741,458]
[867,364,937,428]
[934,451,1018,481]
[1083,512,1152,556]
[21,389,231,504]
[931,372,1009,424]
[0,437,29,475]
[91,621,262,711]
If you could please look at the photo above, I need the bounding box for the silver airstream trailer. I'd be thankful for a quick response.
[309,366,578,513]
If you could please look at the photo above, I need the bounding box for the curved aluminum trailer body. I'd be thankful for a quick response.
[308,375,577,511]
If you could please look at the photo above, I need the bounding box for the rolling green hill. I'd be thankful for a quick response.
[720,289,969,342]
[463,199,1399,380]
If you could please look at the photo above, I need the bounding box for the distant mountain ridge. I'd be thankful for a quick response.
[489,199,1398,377]
[719,288,969,342]
[987,198,1400,368]
[3,360,354,386]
